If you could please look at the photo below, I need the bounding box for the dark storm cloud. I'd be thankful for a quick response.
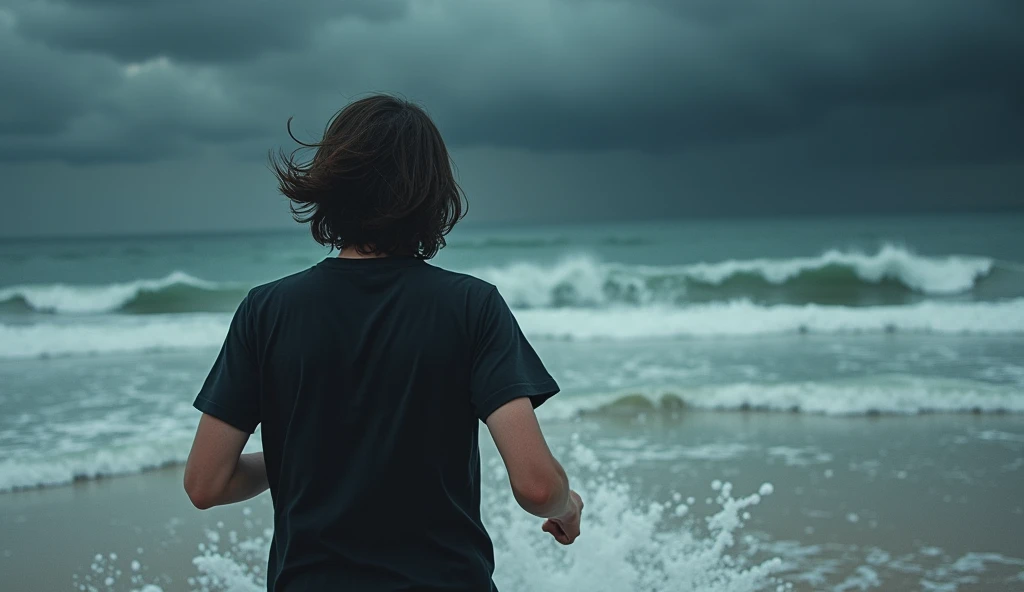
[430,0,1024,158]
[14,0,409,61]
[1,0,1022,167]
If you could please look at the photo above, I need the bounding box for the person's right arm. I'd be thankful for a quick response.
[486,397,583,545]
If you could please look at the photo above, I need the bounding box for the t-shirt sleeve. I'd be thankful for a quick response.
[194,295,261,433]
[470,286,559,421]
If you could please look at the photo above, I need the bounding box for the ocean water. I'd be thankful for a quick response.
[2,213,1023,591]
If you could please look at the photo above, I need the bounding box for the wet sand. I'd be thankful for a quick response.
[2,412,1023,591]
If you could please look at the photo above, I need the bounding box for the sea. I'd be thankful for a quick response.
[1,213,1023,591]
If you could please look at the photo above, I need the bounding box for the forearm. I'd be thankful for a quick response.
[215,452,269,507]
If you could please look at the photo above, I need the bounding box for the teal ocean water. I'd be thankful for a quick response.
[2,214,1023,488]
[1,214,1023,591]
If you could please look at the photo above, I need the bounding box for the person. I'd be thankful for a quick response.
[183,94,583,591]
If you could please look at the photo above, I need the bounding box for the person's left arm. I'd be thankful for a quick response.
[185,294,266,509]
[184,414,268,509]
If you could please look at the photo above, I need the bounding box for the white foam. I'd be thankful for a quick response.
[767,446,834,466]
[0,426,264,492]
[514,298,1024,339]
[678,443,754,461]
[975,430,1024,443]
[951,552,1024,573]
[0,441,188,493]
[677,244,991,294]
[0,271,220,314]
[684,377,1024,415]
[0,313,231,359]
[6,297,1021,360]
[832,565,880,591]
[473,255,619,308]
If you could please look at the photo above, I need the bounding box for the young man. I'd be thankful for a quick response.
[184,94,583,591]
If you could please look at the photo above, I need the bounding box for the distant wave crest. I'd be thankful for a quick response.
[471,245,1001,308]
[0,271,247,315]
[0,245,1008,315]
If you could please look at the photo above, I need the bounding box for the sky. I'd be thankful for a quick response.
[0,0,1022,237]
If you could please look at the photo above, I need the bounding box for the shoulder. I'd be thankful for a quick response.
[417,262,498,299]
[242,268,318,311]
[414,264,511,335]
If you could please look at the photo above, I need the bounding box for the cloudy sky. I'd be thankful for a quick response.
[1,0,1022,237]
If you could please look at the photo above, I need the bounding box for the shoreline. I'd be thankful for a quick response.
[3,402,1024,495]
[2,411,1022,591]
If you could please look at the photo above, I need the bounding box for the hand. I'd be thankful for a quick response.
[542,490,583,545]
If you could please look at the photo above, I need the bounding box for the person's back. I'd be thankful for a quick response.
[183,94,583,591]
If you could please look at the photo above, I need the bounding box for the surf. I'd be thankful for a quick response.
[1,245,1013,315]
[3,298,1024,359]
[0,271,246,315]
[470,244,1003,308]
[544,376,1024,420]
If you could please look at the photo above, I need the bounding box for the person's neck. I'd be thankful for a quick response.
[337,246,390,259]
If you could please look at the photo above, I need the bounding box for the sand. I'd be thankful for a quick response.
[1,412,1023,591]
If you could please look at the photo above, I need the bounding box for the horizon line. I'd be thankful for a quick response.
[1,206,1022,243]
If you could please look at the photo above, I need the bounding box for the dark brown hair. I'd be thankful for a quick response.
[270,94,466,258]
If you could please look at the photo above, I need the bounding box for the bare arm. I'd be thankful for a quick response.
[184,414,269,510]
[485,397,583,544]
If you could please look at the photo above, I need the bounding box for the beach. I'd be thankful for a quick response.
[2,410,1022,591]
[1,214,1023,590]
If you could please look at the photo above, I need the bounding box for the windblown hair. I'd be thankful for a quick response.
[270,94,466,258]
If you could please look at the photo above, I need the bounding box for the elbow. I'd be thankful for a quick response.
[187,491,216,511]
[511,468,569,516]
[183,470,217,510]
[513,482,559,513]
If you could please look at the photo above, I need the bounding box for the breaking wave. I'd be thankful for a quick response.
[0,271,247,315]
[472,245,1003,308]
[0,246,1012,315]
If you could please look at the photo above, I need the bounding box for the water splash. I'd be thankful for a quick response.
[78,442,783,592]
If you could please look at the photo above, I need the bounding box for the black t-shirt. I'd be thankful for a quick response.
[194,256,559,592]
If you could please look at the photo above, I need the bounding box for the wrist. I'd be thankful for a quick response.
[554,496,578,522]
